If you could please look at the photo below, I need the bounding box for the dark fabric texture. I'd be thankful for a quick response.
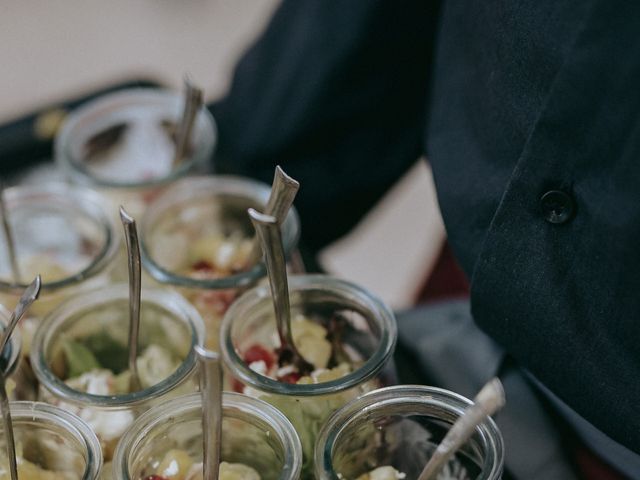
[211,0,440,251]
[209,0,640,455]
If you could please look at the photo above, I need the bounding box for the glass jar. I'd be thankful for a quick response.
[220,274,397,478]
[315,385,505,480]
[113,392,302,480]
[139,175,300,350]
[29,284,205,468]
[0,401,103,480]
[0,183,119,400]
[55,88,217,219]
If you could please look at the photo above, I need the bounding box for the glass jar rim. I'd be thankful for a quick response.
[30,284,205,407]
[314,385,505,480]
[0,183,120,293]
[0,303,22,377]
[220,274,397,397]
[8,401,103,480]
[113,391,303,480]
[55,88,217,189]
[139,175,300,290]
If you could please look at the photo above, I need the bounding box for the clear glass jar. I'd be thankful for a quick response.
[0,183,119,400]
[29,284,205,467]
[55,88,217,219]
[113,392,302,480]
[220,274,397,478]
[139,175,300,350]
[0,401,103,480]
[315,385,505,480]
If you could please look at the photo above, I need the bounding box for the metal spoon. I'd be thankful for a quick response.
[248,209,313,375]
[0,370,17,480]
[247,166,300,266]
[119,207,142,392]
[0,275,41,358]
[417,378,506,480]
[196,346,223,480]
[0,183,20,284]
[172,78,203,166]
[0,275,42,480]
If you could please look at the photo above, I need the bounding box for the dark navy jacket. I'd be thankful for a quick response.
[211,0,640,455]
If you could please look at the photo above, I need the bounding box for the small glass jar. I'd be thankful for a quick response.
[55,88,217,218]
[113,392,302,480]
[0,183,119,400]
[220,274,397,478]
[0,401,103,480]
[140,175,300,350]
[315,385,505,480]
[30,284,205,467]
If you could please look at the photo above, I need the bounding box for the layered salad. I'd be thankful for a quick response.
[231,311,381,478]
[0,433,89,480]
[34,298,197,466]
[147,201,256,349]
[235,313,357,389]
[139,449,260,480]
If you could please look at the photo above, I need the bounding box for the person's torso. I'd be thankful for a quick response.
[425,0,640,456]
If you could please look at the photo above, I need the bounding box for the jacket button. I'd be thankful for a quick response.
[540,190,575,224]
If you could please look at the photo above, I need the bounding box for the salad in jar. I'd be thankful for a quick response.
[137,448,260,480]
[0,184,119,400]
[55,88,217,219]
[30,285,205,469]
[113,392,302,480]
[221,275,397,478]
[314,386,505,480]
[0,402,102,480]
[140,176,300,350]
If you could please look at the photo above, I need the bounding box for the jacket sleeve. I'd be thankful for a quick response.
[209,0,440,252]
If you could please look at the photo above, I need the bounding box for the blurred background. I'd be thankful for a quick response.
[0,0,445,309]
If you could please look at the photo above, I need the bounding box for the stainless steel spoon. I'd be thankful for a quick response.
[417,378,506,480]
[119,206,142,391]
[0,275,42,480]
[248,209,313,375]
[173,78,203,166]
[0,183,20,284]
[196,346,223,480]
[0,275,41,357]
[247,166,300,266]
[0,370,17,480]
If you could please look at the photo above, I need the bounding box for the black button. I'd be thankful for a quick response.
[540,190,575,224]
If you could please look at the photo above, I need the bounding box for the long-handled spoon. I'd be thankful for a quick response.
[196,346,223,480]
[172,78,203,167]
[248,209,313,375]
[417,378,506,480]
[247,166,300,266]
[0,370,17,480]
[0,183,20,284]
[0,275,41,359]
[0,275,42,480]
[119,207,142,391]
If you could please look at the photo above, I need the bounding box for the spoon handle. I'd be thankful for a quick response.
[248,209,294,350]
[0,275,41,357]
[265,166,300,224]
[119,207,142,391]
[248,166,299,265]
[173,79,203,166]
[0,184,20,284]
[417,378,506,480]
[196,346,222,480]
[0,370,18,480]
